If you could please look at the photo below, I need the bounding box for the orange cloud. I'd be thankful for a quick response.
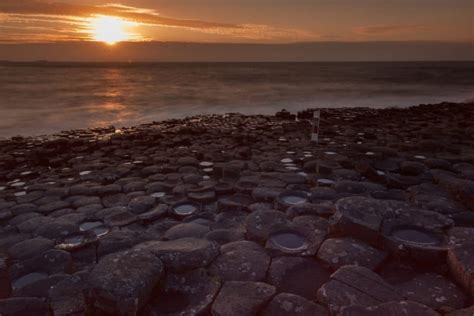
[0,1,318,42]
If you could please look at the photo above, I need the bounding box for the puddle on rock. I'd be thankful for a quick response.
[151,192,166,198]
[12,272,48,290]
[280,194,308,205]
[79,221,103,232]
[270,232,307,250]
[392,228,440,245]
[173,203,199,216]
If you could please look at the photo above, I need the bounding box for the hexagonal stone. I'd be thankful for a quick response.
[317,265,404,314]
[163,223,210,240]
[401,161,426,176]
[86,249,164,314]
[458,182,474,211]
[317,238,387,270]
[331,197,410,243]
[209,249,270,282]
[211,281,276,316]
[262,293,329,316]
[0,297,49,316]
[102,194,130,208]
[267,257,330,300]
[144,268,220,316]
[339,301,439,316]
[447,306,474,316]
[13,273,67,297]
[128,196,156,214]
[205,229,245,245]
[448,242,474,298]
[7,237,54,261]
[395,273,466,310]
[136,238,219,272]
[0,253,10,298]
[49,271,89,316]
[9,249,72,279]
[334,181,385,195]
[245,210,288,244]
[449,227,474,246]
[286,203,334,218]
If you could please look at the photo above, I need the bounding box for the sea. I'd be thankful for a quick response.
[0,61,473,138]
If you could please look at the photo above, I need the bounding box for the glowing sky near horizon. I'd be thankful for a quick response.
[0,0,472,44]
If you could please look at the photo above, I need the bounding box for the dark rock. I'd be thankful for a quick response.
[245,210,288,244]
[211,281,276,316]
[205,229,245,245]
[86,248,164,315]
[49,271,89,316]
[317,265,405,314]
[209,249,270,282]
[128,195,156,214]
[144,268,220,316]
[317,237,387,270]
[339,301,440,316]
[395,273,466,311]
[448,242,474,298]
[0,297,49,316]
[136,238,219,272]
[7,237,54,261]
[286,203,334,218]
[267,256,330,300]
[401,161,426,176]
[262,292,329,316]
[163,223,210,240]
[13,273,67,297]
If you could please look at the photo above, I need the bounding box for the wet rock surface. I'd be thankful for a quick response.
[0,102,473,314]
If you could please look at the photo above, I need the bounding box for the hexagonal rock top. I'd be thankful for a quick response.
[317,237,387,270]
[86,248,164,314]
[395,273,466,310]
[448,242,474,298]
[262,292,329,316]
[209,249,271,282]
[135,237,219,272]
[317,265,405,314]
[339,301,439,316]
[331,197,411,242]
[211,281,276,316]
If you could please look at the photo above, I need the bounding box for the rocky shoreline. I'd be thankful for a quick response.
[0,102,474,315]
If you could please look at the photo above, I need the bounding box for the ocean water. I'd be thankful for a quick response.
[0,61,473,138]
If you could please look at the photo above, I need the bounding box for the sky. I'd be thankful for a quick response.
[0,0,472,61]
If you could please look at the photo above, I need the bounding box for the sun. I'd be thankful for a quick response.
[89,16,137,45]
